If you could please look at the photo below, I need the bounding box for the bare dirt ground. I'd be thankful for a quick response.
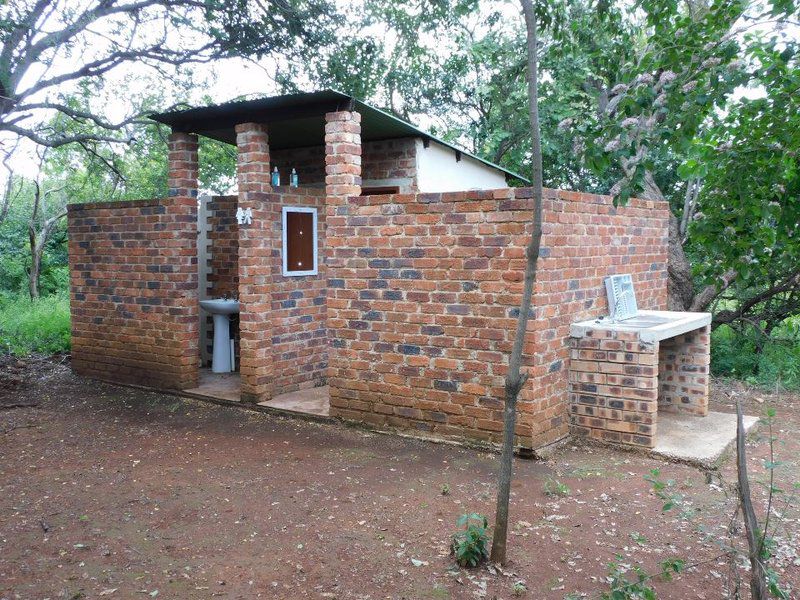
[1,359,798,600]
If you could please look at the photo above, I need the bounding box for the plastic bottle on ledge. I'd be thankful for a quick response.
[271,166,280,187]
[290,168,299,188]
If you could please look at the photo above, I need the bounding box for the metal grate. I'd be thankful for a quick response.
[605,274,639,321]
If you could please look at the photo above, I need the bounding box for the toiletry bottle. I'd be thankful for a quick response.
[290,168,299,188]
[271,166,280,187]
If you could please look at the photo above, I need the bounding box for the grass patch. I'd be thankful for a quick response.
[0,292,71,355]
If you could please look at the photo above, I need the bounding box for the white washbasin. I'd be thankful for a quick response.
[200,299,240,373]
[200,298,240,315]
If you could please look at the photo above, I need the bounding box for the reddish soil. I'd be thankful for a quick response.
[1,360,798,599]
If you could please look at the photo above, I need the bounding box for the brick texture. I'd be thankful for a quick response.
[360,138,417,189]
[68,198,199,389]
[204,195,239,365]
[167,132,198,199]
[658,325,710,415]
[236,122,273,402]
[267,187,328,394]
[567,322,710,448]
[324,111,362,202]
[531,190,668,448]
[326,187,669,450]
[568,330,660,447]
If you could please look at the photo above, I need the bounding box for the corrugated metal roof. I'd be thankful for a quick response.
[149,89,529,183]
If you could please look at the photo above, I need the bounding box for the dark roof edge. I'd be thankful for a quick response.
[150,89,530,184]
[350,98,529,184]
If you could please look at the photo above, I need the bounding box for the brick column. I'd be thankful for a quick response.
[324,110,361,418]
[324,110,362,206]
[658,325,710,415]
[167,132,198,199]
[236,122,273,403]
[166,131,199,389]
[568,330,659,447]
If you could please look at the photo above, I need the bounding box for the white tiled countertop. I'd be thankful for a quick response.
[570,310,712,343]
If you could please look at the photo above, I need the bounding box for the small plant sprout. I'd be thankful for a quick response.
[630,532,647,546]
[450,513,490,568]
[441,483,450,496]
[544,477,571,498]
[512,580,527,596]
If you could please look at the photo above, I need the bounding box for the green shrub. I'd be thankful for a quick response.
[755,339,800,389]
[450,513,490,568]
[0,292,71,355]
[711,323,800,390]
[543,477,571,497]
[710,325,759,378]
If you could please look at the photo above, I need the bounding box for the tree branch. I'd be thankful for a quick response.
[712,269,800,326]
[690,268,738,313]
[3,123,131,148]
[14,102,147,131]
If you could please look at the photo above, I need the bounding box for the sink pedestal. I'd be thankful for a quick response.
[211,314,233,373]
[199,299,240,374]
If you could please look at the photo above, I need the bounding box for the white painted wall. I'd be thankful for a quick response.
[415,139,508,192]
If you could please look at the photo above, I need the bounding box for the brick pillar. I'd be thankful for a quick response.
[324,110,361,417]
[167,132,198,199]
[658,325,710,415]
[568,330,659,447]
[324,110,361,205]
[236,122,273,403]
[166,131,199,389]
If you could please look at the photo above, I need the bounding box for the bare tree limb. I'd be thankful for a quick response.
[490,0,544,566]
[690,269,739,313]
[736,398,768,600]
[3,123,132,148]
[712,269,800,326]
[679,178,701,242]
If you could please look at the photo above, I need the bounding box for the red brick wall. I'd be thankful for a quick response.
[167,132,198,199]
[207,195,239,298]
[67,197,199,389]
[269,137,417,191]
[204,186,327,394]
[327,187,668,449]
[361,138,417,189]
[204,195,239,365]
[267,187,328,394]
[658,325,710,416]
[270,145,325,186]
[530,190,668,448]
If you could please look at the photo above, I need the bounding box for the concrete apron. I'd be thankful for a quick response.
[652,410,760,468]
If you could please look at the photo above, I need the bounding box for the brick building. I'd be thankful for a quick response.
[68,90,710,453]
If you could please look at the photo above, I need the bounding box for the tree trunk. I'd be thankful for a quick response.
[736,399,768,600]
[28,207,66,300]
[490,0,544,565]
[28,229,41,300]
[667,212,696,310]
[0,175,12,225]
[639,170,709,311]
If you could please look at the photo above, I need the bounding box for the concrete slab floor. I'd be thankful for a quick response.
[652,410,760,467]
[260,385,330,417]
[183,370,330,418]
[184,369,241,402]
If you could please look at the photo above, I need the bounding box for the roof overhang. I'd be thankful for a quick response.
[149,89,529,184]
